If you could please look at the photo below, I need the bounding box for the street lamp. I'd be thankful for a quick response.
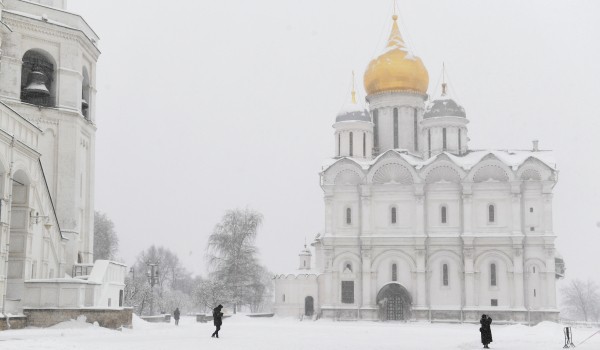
[146,262,159,315]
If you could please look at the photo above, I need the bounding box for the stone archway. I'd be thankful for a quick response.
[305,296,314,317]
[376,283,412,321]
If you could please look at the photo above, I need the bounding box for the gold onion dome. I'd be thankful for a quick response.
[364,15,429,95]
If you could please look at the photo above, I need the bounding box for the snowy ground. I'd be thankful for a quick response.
[0,315,599,350]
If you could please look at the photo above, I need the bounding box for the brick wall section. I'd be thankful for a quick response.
[23,308,133,329]
[0,316,27,330]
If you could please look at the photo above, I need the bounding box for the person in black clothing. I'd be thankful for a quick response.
[479,314,493,349]
[211,304,223,338]
[173,308,180,326]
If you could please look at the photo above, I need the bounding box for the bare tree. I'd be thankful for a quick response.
[94,211,119,260]
[561,279,600,322]
[206,208,264,313]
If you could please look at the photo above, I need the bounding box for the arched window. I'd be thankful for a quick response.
[490,263,497,286]
[282,294,285,302]
[442,128,447,151]
[362,132,366,157]
[413,109,418,151]
[441,206,447,224]
[391,263,397,281]
[373,110,379,153]
[21,50,55,107]
[393,108,399,148]
[428,129,432,158]
[532,266,536,273]
[488,204,495,223]
[391,207,397,224]
[442,264,449,286]
[349,132,353,157]
[346,208,352,225]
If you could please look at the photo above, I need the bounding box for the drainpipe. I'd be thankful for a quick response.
[2,135,15,318]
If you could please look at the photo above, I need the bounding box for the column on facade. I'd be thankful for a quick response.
[545,248,557,308]
[463,246,475,307]
[359,185,372,307]
[415,187,426,307]
[461,185,475,307]
[512,246,525,309]
[542,190,554,234]
[510,182,525,309]
[361,250,372,307]
[324,191,334,235]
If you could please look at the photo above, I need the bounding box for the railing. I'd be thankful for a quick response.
[72,264,94,277]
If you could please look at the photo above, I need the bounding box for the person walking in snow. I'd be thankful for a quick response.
[479,314,493,348]
[173,307,180,326]
[211,304,224,338]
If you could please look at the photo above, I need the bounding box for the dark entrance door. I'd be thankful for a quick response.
[376,283,412,321]
[305,296,314,316]
[386,294,404,320]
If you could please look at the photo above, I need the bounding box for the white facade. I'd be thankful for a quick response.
[0,0,120,314]
[274,16,562,324]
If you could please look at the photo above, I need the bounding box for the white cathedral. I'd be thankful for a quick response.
[273,14,564,324]
[0,0,125,317]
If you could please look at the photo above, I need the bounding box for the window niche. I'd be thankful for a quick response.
[442,263,449,286]
[82,67,91,119]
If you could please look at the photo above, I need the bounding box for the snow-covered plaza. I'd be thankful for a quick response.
[0,315,598,350]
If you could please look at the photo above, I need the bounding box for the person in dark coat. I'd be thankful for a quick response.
[173,308,180,326]
[479,314,493,348]
[211,305,223,338]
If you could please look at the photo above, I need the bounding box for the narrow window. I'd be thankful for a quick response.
[413,109,418,151]
[442,264,449,286]
[428,129,431,157]
[533,266,536,273]
[341,281,354,304]
[491,299,498,306]
[490,263,497,286]
[393,108,399,149]
[441,206,447,224]
[338,133,341,156]
[458,128,462,154]
[488,205,495,223]
[283,294,285,302]
[373,110,379,153]
[391,207,397,224]
[304,260,306,267]
[346,208,352,225]
[363,132,366,157]
[530,227,535,232]
[534,289,537,297]
[530,207,534,213]
[442,128,447,151]
[391,264,397,281]
[349,132,353,157]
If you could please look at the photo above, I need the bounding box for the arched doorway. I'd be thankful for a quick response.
[376,283,412,321]
[304,296,314,317]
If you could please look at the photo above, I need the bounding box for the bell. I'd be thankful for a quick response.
[23,69,50,96]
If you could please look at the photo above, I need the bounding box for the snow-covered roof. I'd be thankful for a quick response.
[335,100,370,122]
[424,97,466,118]
[273,269,322,279]
[322,149,556,173]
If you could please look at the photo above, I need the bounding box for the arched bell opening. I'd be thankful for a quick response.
[20,49,56,107]
[82,67,90,119]
[304,296,314,317]
[376,283,412,321]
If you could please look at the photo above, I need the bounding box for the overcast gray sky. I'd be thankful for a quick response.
[67,0,600,287]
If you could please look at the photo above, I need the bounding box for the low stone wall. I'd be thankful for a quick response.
[23,308,133,329]
[0,315,27,330]
[140,314,171,323]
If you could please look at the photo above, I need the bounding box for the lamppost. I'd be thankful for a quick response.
[146,262,159,315]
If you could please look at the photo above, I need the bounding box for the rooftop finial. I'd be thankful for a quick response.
[392,0,398,20]
[441,62,447,96]
[351,71,357,104]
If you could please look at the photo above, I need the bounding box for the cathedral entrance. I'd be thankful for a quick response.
[376,283,412,321]
[305,296,314,316]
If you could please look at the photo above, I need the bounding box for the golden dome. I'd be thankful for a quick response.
[364,15,429,95]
